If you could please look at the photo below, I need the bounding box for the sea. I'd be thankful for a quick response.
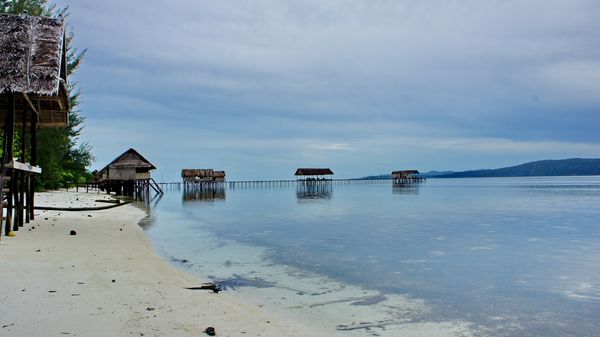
[141,176,600,337]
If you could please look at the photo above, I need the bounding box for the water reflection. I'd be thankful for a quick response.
[392,182,421,195]
[183,186,226,202]
[296,181,332,201]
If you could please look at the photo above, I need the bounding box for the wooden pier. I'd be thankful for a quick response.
[158,177,423,189]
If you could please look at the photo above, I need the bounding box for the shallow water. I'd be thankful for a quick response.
[144,177,600,337]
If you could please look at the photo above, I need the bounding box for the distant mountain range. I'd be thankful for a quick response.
[358,158,600,180]
[420,170,456,177]
[436,158,600,178]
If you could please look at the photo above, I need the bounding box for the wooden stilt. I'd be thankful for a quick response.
[4,92,15,236]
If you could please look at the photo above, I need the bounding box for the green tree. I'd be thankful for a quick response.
[1,0,94,189]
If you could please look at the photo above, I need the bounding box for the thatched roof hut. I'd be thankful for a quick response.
[294,168,334,176]
[182,169,213,179]
[0,13,69,127]
[96,149,162,198]
[98,148,157,181]
[391,170,420,179]
[182,169,226,182]
[1,13,70,236]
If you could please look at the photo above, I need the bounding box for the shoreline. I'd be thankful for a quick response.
[0,190,318,337]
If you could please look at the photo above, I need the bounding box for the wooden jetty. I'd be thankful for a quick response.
[0,13,70,238]
[159,177,394,190]
[96,148,163,200]
[154,168,425,190]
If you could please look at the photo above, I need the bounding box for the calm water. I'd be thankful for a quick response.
[144,177,600,337]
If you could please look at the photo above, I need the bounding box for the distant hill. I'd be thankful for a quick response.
[420,170,455,177]
[359,174,390,180]
[437,158,600,178]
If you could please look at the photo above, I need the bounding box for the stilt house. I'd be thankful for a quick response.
[181,169,226,185]
[97,148,163,198]
[391,170,419,179]
[391,170,424,183]
[0,13,69,238]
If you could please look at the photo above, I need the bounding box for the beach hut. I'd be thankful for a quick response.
[0,13,70,237]
[294,168,334,181]
[97,148,163,198]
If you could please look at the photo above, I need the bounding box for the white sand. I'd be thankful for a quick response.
[0,190,320,337]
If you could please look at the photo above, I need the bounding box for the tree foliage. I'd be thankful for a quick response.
[1,0,94,189]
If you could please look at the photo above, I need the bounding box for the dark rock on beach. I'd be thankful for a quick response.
[185,283,221,293]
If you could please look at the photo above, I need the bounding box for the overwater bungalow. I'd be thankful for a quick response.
[294,168,334,182]
[391,170,425,183]
[97,148,163,199]
[0,13,70,237]
[182,169,226,187]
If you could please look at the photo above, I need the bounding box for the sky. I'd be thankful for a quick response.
[54,0,600,181]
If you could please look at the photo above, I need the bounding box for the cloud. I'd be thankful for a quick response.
[533,60,600,105]
[313,143,354,151]
[429,137,600,154]
[54,0,600,179]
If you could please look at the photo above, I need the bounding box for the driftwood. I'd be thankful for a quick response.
[185,283,222,293]
[34,201,131,211]
[94,199,121,204]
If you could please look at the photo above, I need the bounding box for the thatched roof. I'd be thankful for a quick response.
[0,13,69,127]
[295,168,334,176]
[100,148,157,173]
[181,169,226,178]
[391,170,420,175]
[182,169,213,178]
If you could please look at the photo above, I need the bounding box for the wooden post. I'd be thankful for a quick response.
[25,173,30,223]
[4,93,16,235]
[29,116,37,221]
[20,109,26,225]
[12,170,19,231]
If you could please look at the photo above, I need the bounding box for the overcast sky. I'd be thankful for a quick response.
[54,0,600,180]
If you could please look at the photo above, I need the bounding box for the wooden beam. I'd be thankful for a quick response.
[30,116,37,220]
[22,93,39,117]
[6,160,42,174]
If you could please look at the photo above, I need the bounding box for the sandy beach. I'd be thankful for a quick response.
[0,190,318,337]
